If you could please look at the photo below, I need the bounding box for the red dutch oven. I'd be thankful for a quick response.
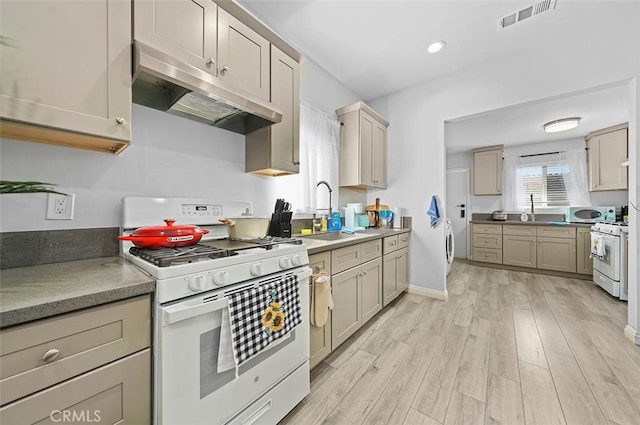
[118,219,209,249]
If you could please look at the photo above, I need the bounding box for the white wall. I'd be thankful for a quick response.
[368,1,640,298]
[446,138,629,216]
[0,58,360,232]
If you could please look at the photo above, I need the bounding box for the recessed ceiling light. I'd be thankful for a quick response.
[544,117,581,133]
[428,40,446,54]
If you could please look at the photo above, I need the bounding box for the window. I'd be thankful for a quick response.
[517,163,570,208]
[502,149,591,211]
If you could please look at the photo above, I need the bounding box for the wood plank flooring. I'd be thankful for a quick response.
[280,261,640,425]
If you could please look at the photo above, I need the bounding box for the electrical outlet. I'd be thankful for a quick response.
[46,193,75,220]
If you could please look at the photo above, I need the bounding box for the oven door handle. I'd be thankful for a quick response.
[163,297,228,325]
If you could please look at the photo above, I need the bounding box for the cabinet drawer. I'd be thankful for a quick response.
[0,295,150,406]
[473,224,502,235]
[361,239,382,262]
[503,225,536,236]
[473,234,503,249]
[398,232,410,249]
[331,244,362,275]
[536,226,576,239]
[0,349,150,425]
[383,235,399,254]
[473,247,502,264]
[309,252,331,275]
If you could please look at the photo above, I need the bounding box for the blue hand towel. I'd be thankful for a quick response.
[427,195,441,228]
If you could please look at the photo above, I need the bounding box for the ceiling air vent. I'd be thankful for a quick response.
[500,0,557,29]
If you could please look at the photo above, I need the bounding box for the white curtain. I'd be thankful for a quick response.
[502,148,591,211]
[300,102,340,214]
[502,155,521,211]
[560,148,591,207]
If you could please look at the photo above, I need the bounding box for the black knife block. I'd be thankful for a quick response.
[267,212,292,238]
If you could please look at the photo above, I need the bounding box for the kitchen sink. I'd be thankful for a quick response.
[303,232,362,241]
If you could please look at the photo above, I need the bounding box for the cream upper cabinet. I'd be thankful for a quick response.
[473,146,503,195]
[245,45,300,176]
[134,0,218,76]
[134,1,270,103]
[337,102,389,189]
[217,8,270,102]
[586,124,628,191]
[0,0,131,154]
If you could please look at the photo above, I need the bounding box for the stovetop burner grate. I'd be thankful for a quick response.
[129,244,234,267]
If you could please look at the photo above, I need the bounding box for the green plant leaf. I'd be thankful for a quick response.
[0,180,67,195]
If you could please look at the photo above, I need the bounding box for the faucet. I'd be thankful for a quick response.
[530,193,535,222]
[316,180,333,216]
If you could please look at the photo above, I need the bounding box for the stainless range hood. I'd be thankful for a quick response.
[132,41,282,134]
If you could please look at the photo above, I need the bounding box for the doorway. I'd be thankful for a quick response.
[446,168,470,259]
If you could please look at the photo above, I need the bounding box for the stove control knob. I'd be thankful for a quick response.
[189,275,207,291]
[213,270,230,285]
[291,254,303,266]
[250,263,263,276]
[279,257,291,269]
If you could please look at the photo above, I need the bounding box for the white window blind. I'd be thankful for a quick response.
[517,163,570,208]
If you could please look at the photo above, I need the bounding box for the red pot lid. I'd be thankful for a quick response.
[129,219,207,237]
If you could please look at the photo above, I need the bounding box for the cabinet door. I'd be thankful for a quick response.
[0,349,150,425]
[1,0,131,144]
[269,45,300,173]
[134,0,217,76]
[309,285,331,369]
[308,252,331,368]
[588,128,628,191]
[372,121,387,188]
[359,111,376,187]
[217,8,270,102]
[331,267,361,350]
[473,149,503,195]
[396,248,409,292]
[537,238,577,273]
[382,254,398,307]
[576,229,593,275]
[503,236,536,268]
[361,259,382,324]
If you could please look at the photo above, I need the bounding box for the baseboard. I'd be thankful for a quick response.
[408,285,448,301]
[624,325,640,345]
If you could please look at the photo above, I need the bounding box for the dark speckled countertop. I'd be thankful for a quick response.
[0,257,154,328]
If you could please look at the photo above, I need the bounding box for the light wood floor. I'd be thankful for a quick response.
[280,261,640,425]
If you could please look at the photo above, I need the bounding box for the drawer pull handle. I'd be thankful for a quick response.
[42,349,61,363]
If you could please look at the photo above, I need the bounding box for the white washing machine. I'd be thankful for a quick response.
[445,218,454,276]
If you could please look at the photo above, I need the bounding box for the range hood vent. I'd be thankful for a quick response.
[132,41,282,135]
[499,0,557,29]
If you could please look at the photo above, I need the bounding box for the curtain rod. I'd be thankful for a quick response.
[520,151,559,158]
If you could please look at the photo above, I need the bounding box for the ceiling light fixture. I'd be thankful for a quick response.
[543,117,581,133]
[428,40,446,54]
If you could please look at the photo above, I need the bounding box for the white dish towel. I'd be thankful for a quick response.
[590,232,605,259]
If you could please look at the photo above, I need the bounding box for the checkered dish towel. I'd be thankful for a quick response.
[218,274,302,373]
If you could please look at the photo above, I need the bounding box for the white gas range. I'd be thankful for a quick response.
[120,197,311,425]
[591,222,629,300]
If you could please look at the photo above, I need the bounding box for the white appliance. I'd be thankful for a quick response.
[591,222,628,300]
[120,197,311,425]
[445,218,454,276]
